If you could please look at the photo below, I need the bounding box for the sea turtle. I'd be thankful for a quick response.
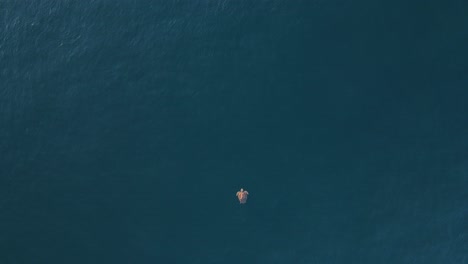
[236,188,249,204]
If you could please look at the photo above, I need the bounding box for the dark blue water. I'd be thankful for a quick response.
[1,1,467,263]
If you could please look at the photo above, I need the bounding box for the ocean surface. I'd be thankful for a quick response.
[1,0,467,263]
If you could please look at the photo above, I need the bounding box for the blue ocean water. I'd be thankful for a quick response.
[1,0,467,263]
